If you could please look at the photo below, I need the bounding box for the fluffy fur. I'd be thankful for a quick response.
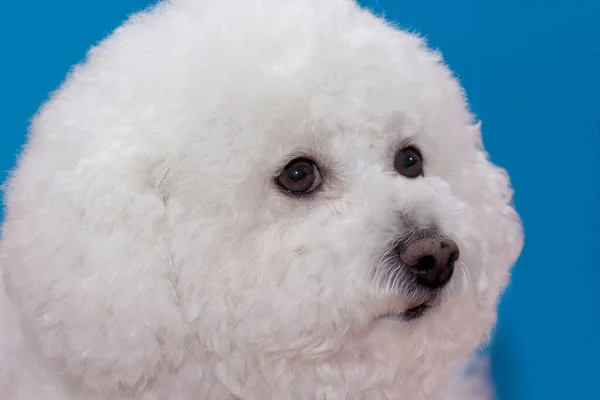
[0,0,523,399]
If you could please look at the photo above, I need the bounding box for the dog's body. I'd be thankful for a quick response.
[0,0,523,399]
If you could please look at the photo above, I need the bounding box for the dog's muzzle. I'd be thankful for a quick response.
[375,232,460,321]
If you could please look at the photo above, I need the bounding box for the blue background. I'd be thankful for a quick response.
[1,1,599,399]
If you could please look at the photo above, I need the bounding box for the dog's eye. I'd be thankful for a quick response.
[394,146,423,178]
[276,158,322,195]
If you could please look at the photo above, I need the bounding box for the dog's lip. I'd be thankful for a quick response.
[376,303,431,321]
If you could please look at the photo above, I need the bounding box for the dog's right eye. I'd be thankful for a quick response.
[276,158,322,195]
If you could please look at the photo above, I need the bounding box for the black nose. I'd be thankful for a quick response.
[400,237,460,289]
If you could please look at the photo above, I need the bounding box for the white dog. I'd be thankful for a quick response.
[0,0,523,399]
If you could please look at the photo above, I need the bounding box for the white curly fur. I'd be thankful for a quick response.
[0,0,523,399]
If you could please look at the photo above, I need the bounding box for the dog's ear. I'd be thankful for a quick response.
[0,123,186,392]
[469,122,524,294]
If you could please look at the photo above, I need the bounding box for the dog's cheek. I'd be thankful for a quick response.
[1,160,186,394]
[471,145,524,299]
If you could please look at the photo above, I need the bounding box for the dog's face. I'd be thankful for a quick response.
[1,0,523,397]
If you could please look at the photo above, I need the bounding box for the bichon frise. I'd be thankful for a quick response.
[0,0,524,399]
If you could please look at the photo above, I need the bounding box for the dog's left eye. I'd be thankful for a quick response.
[276,158,322,195]
[394,146,424,178]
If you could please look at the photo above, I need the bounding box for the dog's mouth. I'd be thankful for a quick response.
[376,303,430,321]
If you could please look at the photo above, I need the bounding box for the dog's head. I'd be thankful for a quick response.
[1,0,523,397]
